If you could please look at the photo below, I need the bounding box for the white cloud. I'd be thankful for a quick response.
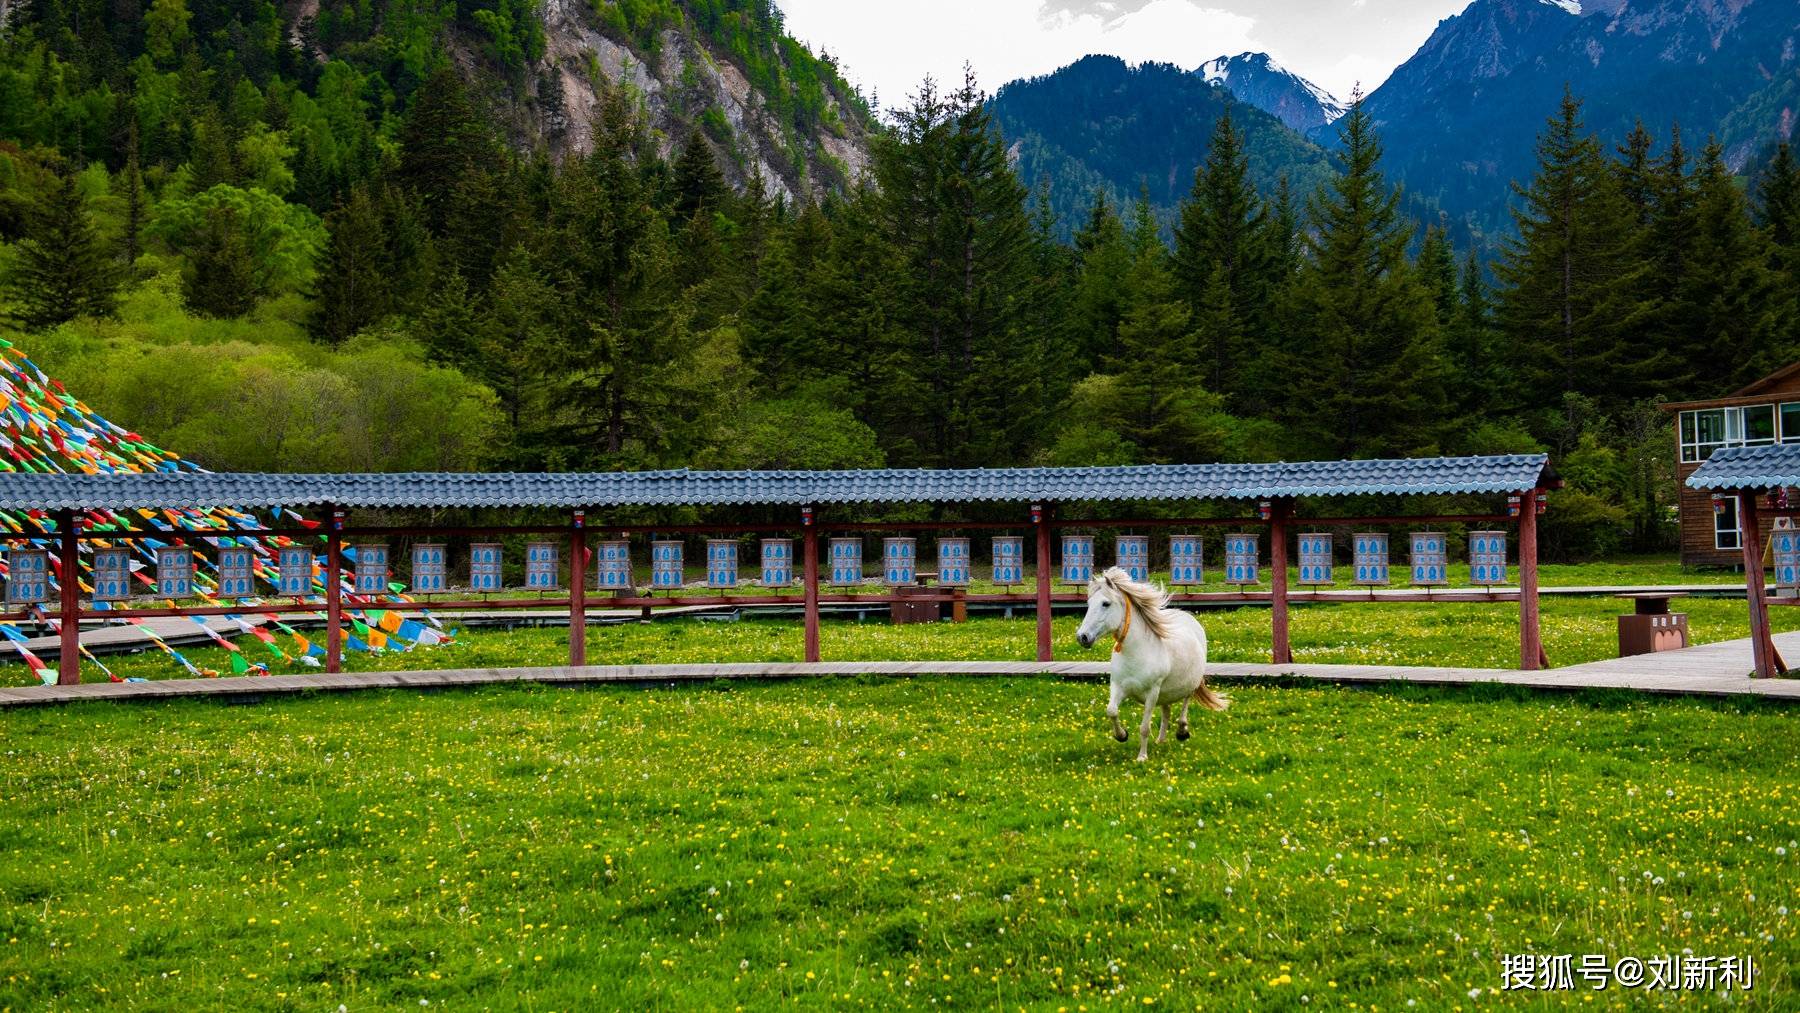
[780,0,1255,111]
[777,0,1473,110]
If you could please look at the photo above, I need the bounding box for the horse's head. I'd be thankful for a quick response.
[1076,569,1127,649]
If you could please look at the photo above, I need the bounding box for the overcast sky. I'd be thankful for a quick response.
[778,0,1471,111]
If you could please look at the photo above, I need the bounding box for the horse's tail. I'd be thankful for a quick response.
[1194,678,1230,712]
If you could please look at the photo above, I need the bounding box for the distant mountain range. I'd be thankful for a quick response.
[989,0,1799,241]
[986,55,1335,241]
[1356,0,1799,237]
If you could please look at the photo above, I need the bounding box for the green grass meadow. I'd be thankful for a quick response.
[2,677,1797,1009]
[3,567,1797,1008]
[46,589,1800,685]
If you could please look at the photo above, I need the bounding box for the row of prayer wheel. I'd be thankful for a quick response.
[2,531,1520,604]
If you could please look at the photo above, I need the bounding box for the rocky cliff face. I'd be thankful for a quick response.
[535,0,871,204]
[423,0,876,206]
[1360,0,1799,234]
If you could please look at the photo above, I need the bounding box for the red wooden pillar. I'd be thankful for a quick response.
[1739,491,1785,679]
[325,506,344,674]
[1518,489,1545,670]
[802,506,820,663]
[1269,499,1292,665]
[56,509,80,686]
[569,510,587,667]
[1034,503,1053,662]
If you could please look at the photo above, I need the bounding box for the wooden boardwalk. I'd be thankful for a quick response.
[1553,631,1800,682]
[5,638,1799,708]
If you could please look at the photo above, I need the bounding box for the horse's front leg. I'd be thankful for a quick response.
[1136,692,1158,761]
[1107,681,1128,742]
[1157,702,1171,743]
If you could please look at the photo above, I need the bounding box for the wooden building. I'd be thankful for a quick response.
[1664,362,1800,566]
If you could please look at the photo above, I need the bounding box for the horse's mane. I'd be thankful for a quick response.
[1089,566,1180,641]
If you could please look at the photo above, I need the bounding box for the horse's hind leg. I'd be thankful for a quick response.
[1108,682,1128,742]
[1177,698,1191,741]
[1136,694,1157,761]
[1157,702,1170,743]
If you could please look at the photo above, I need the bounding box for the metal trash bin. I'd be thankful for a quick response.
[1617,593,1688,657]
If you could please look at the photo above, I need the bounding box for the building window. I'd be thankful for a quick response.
[1744,405,1776,445]
[1782,402,1800,443]
[1681,404,1781,462]
[1714,496,1741,551]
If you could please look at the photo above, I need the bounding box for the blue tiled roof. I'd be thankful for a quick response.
[0,455,1549,510]
[1686,444,1800,491]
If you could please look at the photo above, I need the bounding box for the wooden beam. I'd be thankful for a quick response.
[1270,500,1292,665]
[802,507,820,663]
[325,507,343,674]
[569,512,587,666]
[1739,491,1785,678]
[56,510,80,686]
[1034,503,1053,662]
[1519,489,1544,670]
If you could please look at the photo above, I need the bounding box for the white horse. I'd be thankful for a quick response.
[1076,566,1228,761]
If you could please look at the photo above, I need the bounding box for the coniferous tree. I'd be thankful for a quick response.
[1448,250,1499,419]
[1755,143,1800,356]
[440,163,518,288]
[481,248,560,460]
[1188,261,1240,417]
[182,203,258,317]
[1683,139,1781,389]
[872,69,1033,465]
[1417,224,1459,329]
[1088,228,1226,463]
[741,219,819,388]
[1756,143,1800,254]
[674,207,730,329]
[413,266,480,369]
[1239,172,1301,410]
[1635,123,1700,392]
[548,87,695,465]
[721,169,776,309]
[187,110,236,191]
[808,181,893,419]
[3,173,122,330]
[377,184,435,316]
[396,67,491,232]
[1287,95,1445,458]
[1495,89,1647,415]
[1014,180,1080,450]
[309,186,391,343]
[1172,110,1269,404]
[1615,121,1656,227]
[120,127,146,271]
[1071,191,1131,367]
[672,131,728,221]
[1265,174,1299,282]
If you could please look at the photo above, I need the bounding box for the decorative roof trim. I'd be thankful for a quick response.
[1685,444,1800,491]
[0,455,1552,511]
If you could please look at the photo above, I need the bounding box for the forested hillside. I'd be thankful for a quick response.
[987,56,1334,241]
[4,0,875,203]
[1,0,1798,559]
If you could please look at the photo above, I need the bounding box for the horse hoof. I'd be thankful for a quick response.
[1135,754,1148,763]
[1176,727,1190,741]
[1112,729,1129,743]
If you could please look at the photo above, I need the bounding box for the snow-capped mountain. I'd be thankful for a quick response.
[1198,52,1347,135]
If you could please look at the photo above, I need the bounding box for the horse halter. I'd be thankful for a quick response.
[1112,593,1132,654]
